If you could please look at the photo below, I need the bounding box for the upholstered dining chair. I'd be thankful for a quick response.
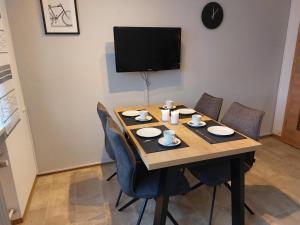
[97,102,126,208]
[194,93,223,121]
[188,102,265,225]
[97,102,117,181]
[97,102,142,208]
[106,117,190,225]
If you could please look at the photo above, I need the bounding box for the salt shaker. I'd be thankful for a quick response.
[170,110,179,125]
[161,109,170,122]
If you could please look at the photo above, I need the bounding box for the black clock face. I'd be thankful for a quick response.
[202,2,223,29]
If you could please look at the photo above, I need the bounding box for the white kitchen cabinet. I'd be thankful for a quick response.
[0,0,37,222]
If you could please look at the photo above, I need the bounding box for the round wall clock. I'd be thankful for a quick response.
[202,2,224,29]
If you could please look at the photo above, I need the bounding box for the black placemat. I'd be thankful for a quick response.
[118,111,159,126]
[183,120,247,144]
[131,125,189,154]
[159,105,199,119]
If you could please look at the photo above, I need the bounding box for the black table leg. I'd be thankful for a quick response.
[231,156,245,225]
[153,167,177,225]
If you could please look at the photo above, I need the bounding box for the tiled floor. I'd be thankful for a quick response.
[20,137,300,225]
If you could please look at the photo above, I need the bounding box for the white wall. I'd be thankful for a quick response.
[273,0,300,135]
[0,0,37,216]
[6,0,290,173]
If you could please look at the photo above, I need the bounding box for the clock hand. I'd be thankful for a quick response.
[212,8,219,20]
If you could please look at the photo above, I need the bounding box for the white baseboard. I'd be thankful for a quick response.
[37,160,113,176]
[260,132,273,138]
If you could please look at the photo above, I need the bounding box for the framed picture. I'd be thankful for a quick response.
[40,0,80,34]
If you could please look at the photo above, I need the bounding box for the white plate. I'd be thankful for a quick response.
[207,126,235,136]
[177,108,196,115]
[136,128,162,138]
[122,110,140,117]
[135,116,153,122]
[158,137,181,147]
[187,121,206,128]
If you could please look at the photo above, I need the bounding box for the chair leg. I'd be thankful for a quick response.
[209,186,217,225]
[244,202,255,215]
[190,182,204,192]
[223,182,255,215]
[115,190,123,208]
[106,171,117,181]
[182,182,203,196]
[118,198,139,211]
[167,211,179,225]
[223,182,231,191]
[136,199,149,225]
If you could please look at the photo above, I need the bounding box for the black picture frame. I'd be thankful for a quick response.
[40,0,80,35]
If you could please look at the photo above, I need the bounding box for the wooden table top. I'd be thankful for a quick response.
[114,104,261,170]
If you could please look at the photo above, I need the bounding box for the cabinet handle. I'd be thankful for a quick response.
[8,208,16,220]
[0,160,9,168]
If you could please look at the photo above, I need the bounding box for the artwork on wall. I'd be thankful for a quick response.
[0,89,20,135]
[0,14,21,136]
[40,0,80,34]
[0,31,8,54]
[0,14,8,54]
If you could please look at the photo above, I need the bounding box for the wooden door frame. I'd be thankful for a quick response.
[281,24,300,147]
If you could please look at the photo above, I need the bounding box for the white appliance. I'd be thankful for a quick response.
[0,3,37,223]
[0,3,36,221]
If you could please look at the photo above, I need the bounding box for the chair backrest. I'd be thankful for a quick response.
[221,102,265,168]
[106,117,136,196]
[97,102,111,127]
[96,102,116,160]
[194,93,223,120]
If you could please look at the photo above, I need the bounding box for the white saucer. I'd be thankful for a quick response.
[135,115,153,122]
[122,110,140,117]
[136,128,162,138]
[187,121,206,128]
[158,137,181,147]
[207,126,235,136]
[177,108,196,115]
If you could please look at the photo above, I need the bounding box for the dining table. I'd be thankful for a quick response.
[114,103,261,225]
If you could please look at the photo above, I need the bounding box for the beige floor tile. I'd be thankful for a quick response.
[20,137,300,225]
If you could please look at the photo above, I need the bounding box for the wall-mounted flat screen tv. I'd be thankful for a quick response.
[113,27,181,72]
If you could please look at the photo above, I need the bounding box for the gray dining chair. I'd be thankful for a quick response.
[97,102,140,208]
[106,117,190,225]
[188,102,264,225]
[194,93,223,121]
[97,102,117,181]
[97,102,125,208]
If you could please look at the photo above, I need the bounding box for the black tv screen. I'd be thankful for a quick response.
[113,27,181,72]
